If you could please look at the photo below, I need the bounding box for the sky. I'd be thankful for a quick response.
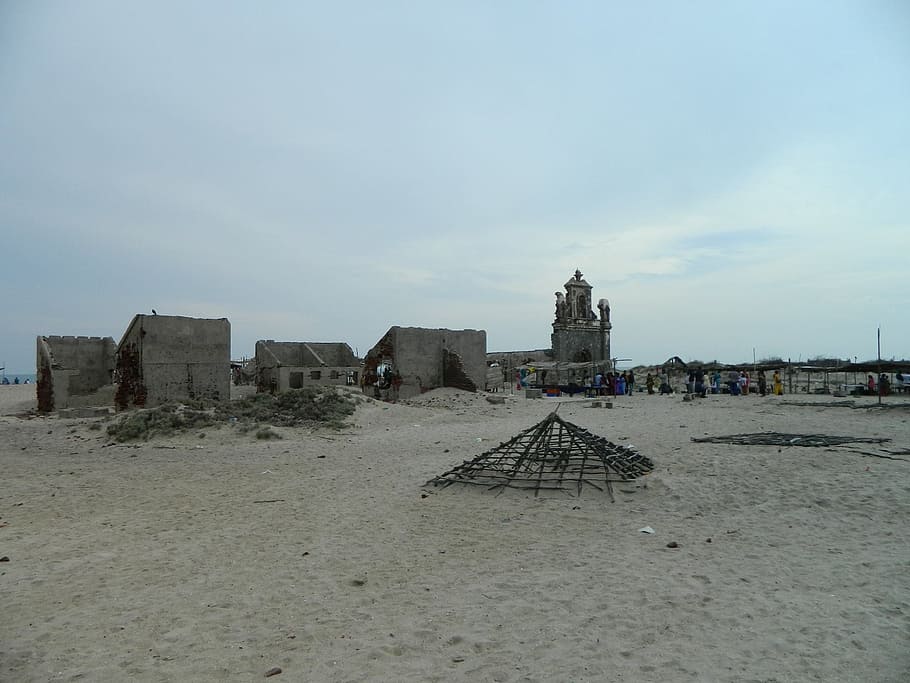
[2,1,908,374]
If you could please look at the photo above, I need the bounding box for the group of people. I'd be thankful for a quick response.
[640,368,785,397]
[591,370,635,396]
[867,373,891,396]
[645,372,674,395]
[1,376,29,385]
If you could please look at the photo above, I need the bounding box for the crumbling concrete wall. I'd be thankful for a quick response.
[255,340,359,393]
[116,315,230,409]
[36,335,116,412]
[362,327,486,401]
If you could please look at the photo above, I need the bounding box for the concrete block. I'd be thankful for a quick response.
[525,388,542,399]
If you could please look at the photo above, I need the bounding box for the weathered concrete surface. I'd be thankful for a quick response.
[36,335,116,412]
[255,340,359,392]
[362,327,486,401]
[115,315,230,409]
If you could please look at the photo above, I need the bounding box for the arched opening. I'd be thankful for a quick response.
[572,348,592,363]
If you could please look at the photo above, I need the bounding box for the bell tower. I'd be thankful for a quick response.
[551,269,611,367]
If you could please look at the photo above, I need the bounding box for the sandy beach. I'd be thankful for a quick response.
[2,383,908,682]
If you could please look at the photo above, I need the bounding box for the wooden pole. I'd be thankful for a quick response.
[878,327,882,406]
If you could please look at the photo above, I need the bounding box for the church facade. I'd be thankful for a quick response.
[551,269,611,366]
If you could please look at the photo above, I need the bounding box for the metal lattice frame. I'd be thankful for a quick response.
[428,412,654,498]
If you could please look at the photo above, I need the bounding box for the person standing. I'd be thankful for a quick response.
[728,369,741,395]
[879,373,890,396]
[646,373,655,395]
[758,370,767,396]
[616,372,626,396]
[626,369,635,395]
[773,370,783,395]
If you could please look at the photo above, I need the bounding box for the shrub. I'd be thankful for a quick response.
[255,427,282,440]
[105,388,357,442]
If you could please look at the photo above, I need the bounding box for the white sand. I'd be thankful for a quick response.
[2,384,909,681]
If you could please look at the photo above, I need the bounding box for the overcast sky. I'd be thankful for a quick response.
[2,1,908,373]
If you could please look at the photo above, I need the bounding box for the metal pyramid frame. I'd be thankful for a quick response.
[428,411,654,498]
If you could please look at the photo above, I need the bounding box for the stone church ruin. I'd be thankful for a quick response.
[552,269,611,365]
[486,269,614,391]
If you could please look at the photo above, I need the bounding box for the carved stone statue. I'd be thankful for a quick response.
[597,298,610,322]
[555,292,567,320]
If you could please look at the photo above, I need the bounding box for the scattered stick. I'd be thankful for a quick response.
[839,448,906,461]
[252,499,286,504]
[691,432,890,447]
[777,401,855,408]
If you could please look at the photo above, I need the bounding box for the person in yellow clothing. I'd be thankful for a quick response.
[772,370,783,395]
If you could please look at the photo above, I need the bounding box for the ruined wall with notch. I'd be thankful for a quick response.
[363,327,486,400]
[36,335,116,412]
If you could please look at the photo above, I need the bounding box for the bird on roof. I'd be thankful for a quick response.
[151,309,157,315]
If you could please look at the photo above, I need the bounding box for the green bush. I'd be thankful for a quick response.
[106,402,217,441]
[222,388,357,430]
[105,388,357,442]
[255,427,282,440]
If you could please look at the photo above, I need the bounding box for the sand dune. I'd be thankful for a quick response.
[2,385,908,681]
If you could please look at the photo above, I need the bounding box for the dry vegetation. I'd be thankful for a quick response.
[105,387,361,442]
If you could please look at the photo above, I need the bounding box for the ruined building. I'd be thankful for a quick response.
[115,314,230,409]
[551,269,611,365]
[255,340,360,393]
[36,335,116,412]
[362,326,486,401]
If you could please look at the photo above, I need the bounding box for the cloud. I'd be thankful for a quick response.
[1,1,908,371]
